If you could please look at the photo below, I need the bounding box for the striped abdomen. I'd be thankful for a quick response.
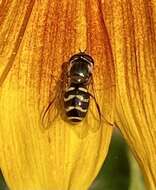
[64,85,90,123]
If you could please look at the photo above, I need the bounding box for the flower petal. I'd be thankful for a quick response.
[102,0,156,189]
[0,0,115,189]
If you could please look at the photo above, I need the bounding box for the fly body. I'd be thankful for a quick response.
[64,84,90,123]
[41,51,103,128]
[64,52,94,123]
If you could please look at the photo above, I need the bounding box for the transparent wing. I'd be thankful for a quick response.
[86,76,113,132]
[40,62,69,129]
[40,79,64,129]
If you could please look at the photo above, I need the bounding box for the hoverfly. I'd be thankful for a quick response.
[41,52,113,129]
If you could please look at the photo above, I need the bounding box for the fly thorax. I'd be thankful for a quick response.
[69,61,92,84]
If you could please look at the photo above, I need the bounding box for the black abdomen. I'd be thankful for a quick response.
[64,85,90,123]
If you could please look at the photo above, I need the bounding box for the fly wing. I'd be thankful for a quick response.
[86,77,113,132]
[40,80,64,129]
[40,63,69,129]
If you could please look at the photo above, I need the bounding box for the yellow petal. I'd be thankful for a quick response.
[0,0,115,190]
[102,0,156,189]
